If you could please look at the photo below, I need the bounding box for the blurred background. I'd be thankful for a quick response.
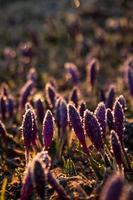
[0,0,132,87]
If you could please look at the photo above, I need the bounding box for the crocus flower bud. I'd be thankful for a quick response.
[99,89,106,103]
[31,109,38,146]
[0,120,7,137]
[22,109,33,148]
[78,101,86,120]
[20,169,33,200]
[87,58,98,88]
[0,95,6,120]
[84,110,104,152]
[105,85,115,109]
[59,99,68,134]
[127,67,133,97]
[19,80,34,110]
[55,98,61,129]
[106,108,115,131]
[117,95,126,110]
[69,87,79,108]
[65,62,79,85]
[27,68,37,83]
[31,159,47,199]
[42,110,54,150]
[100,172,124,200]
[34,98,45,123]
[68,104,89,155]
[113,100,125,144]
[45,83,57,109]
[95,102,106,138]
[111,130,123,169]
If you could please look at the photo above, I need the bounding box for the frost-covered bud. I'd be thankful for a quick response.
[69,87,79,108]
[117,95,126,110]
[31,110,38,146]
[22,109,33,148]
[45,83,57,109]
[65,62,79,85]
[127,67,133,97]
[0,95,6,120]
[59,99,68,134]
[105,85,115,109]
[20,169,33,200]
[99,89,106,103]
[27,68,37,83]
[34,99,45,123]
[31,160,47,199]
[95,102,106,138]
[68,104,89,155]
[84,110,104,152]
[19,80,34,110]
[100,172,124,200]
[55,98,61,129]
[111,130,123,168]
[113,100,125,144]
[42,110,54,150]
[87,58,98,88]
[0,120,7,137]
[106,108,115,131]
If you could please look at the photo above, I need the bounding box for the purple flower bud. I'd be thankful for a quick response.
[0,95,6,120]
[111,130,123,168]
[22,109,33,148]
[95,102,106,138]
[0,120,7,137]
[84,110,104,152]
[78,101,86,123]
[31,159,47,199]
[69,87,79,108]
[65,63,79,85]
[25,103,38,146]
[68,104,89,155]
[19,41,34,58]
[45,83,57,109]
[106,108,115,131]
[127,67,133,97]
[55,98,61,129]
[27,68,37,83]
[0,83,9,97]
[105,85,115,109]
[19,80,34,110]
[100,172,124,200]
[42,110,54,150]
[59,99,68,134]
[99,89,106,103]
[117,95,126,110]
[87,58,98,88]
[31,110,38,146]
[113,100,125,144]
[34,98,45,123]
[20,170,33,200]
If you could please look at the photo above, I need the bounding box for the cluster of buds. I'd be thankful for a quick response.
[21,151,69,200]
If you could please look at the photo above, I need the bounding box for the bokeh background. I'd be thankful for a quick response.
[0,0,132,87]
